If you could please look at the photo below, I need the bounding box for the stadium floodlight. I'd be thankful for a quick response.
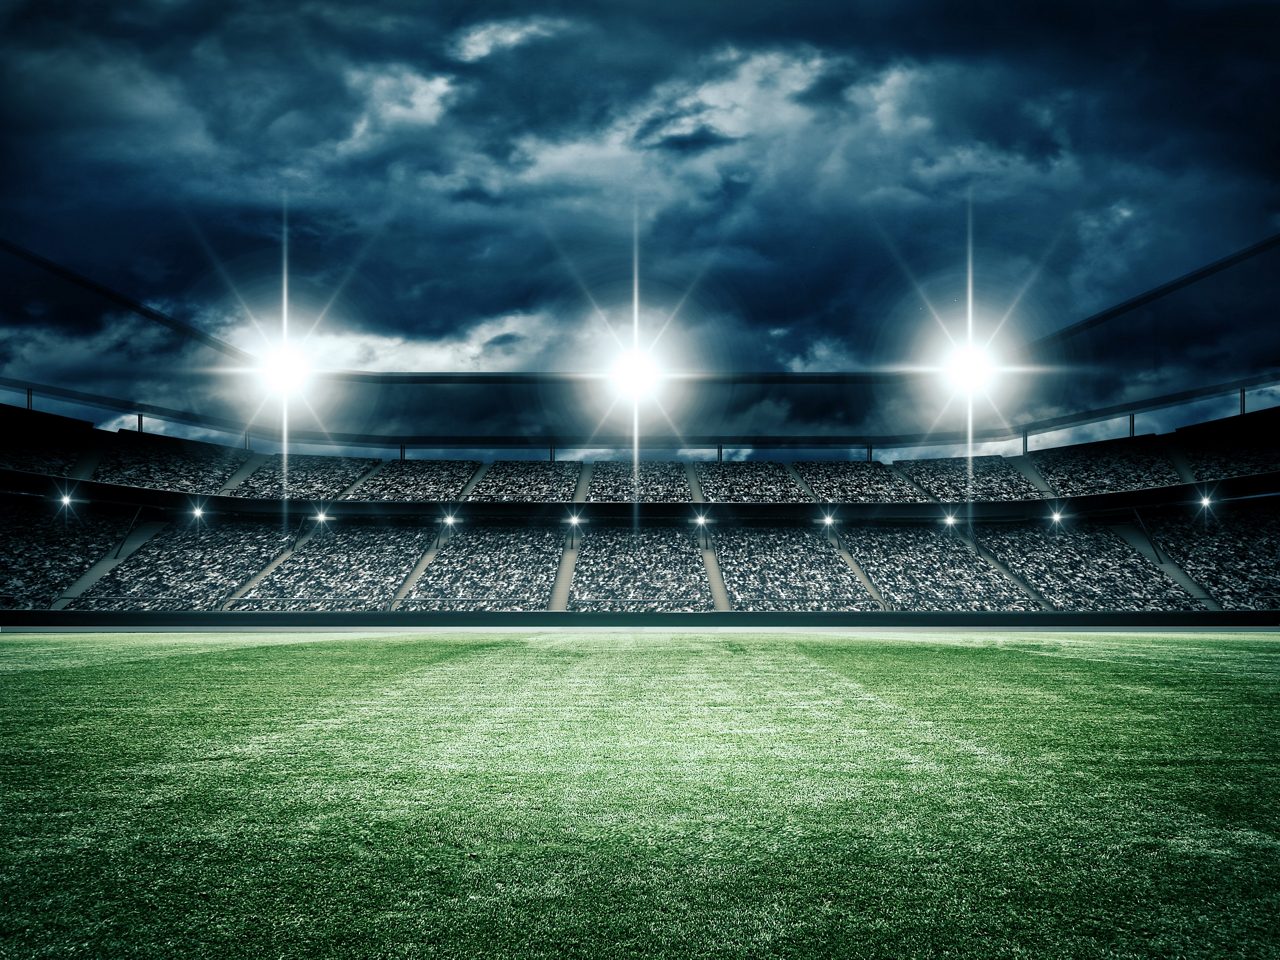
[315,511,328,523]
[443,515,456,527]
[260,342,311,397]
[1200,496,1212,508]
[822,515,834,526]
[193,507,204,519]
[609,348,661,402]
[60,494,71,507]
[568,515,581,526]
[943,515,957,526]
[944,343,997,397]
[694,515,707,526]
[1051,511,1062,523]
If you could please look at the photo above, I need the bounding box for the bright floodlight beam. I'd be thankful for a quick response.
[944,342,997,397]
[60,495,71,506]
[1200,496,1212,508]
[610,348,661,402]
[261,343,311,397]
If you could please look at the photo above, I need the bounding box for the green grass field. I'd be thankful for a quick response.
[1,630,1277,959]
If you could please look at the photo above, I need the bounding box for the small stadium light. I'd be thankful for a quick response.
[260,342,311,397]
[944,343,997,397]
[1200,496,1212,508]
[193,507,204,519]
[822,515,834,526]
[443,515,456,527]
[569,515,580,526]
[1051,511,1062,523]
[609,348,661,402]
[943,515,957,526]
[694,515,707,526]
[60,494,71,507]
[315,511,328,523]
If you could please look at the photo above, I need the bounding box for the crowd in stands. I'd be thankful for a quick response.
[694,462,808,502]
[1032,438,1182,497]
[231,453,380,501]
[0,500,125,609]
[587,461,692,502]
[843,525,1040,611]
[1183,439,1280,483]
[466,461,581,502]
[399,525,563,611]
[795,461,929,503]
[345,459,479,502]
[1152,512,1280,611]
[70,519,292,611]
[714,526,880,611]
[897,455,1042,502]
[0,442,80,478]
[94,436,249,495]
[975,522,1198,611]
[568,526,712,611]
[233,522,432,611]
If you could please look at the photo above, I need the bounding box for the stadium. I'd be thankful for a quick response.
[1,3,1278,958]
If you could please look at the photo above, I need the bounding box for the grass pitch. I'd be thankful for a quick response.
[1,630,1277,959]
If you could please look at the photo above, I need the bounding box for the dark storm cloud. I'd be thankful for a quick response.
[0,0,1277,444]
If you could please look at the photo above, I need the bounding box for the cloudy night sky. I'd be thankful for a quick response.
[1,0,1277,453]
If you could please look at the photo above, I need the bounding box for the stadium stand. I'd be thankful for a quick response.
[466,461,581,502]
[1151,511,1280,611]
[0,406,91,478]
[795,460,929,503]
[1175,407,1280,483]
[896,455,1042,502]
[974,521,1199,611]
[344,459,479,502]
[694,461,808,503]
[1032,436,1182,497]
[567,525,712,611]
[69,520,291,611]
[0,500,126,609]
[0,442,81,479]
[399,525,563,611]
[233,522,432,611]
[843,525,1040,611]
[587,460,692,502]
[93,432,249,495]
[714,526,881,611]
[230,453,380,501]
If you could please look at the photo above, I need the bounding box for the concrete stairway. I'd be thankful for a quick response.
[685,463,706,503]
[219,453,268,495]
[390,532,447,610]
[1007,454,1055,495]
[220,524,318,609]
[1112,522,1220,609]
[70,448,102,481]
[700,541,732,611]
[51,520,168,610]
[338,460,390,500]
[831,533,887,609]
[548,531,579,611]
[573,463,594,503]
[785,463,819,502]
[456,463,489,500]
[887,462,937,501]
[960,531,1053,611]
